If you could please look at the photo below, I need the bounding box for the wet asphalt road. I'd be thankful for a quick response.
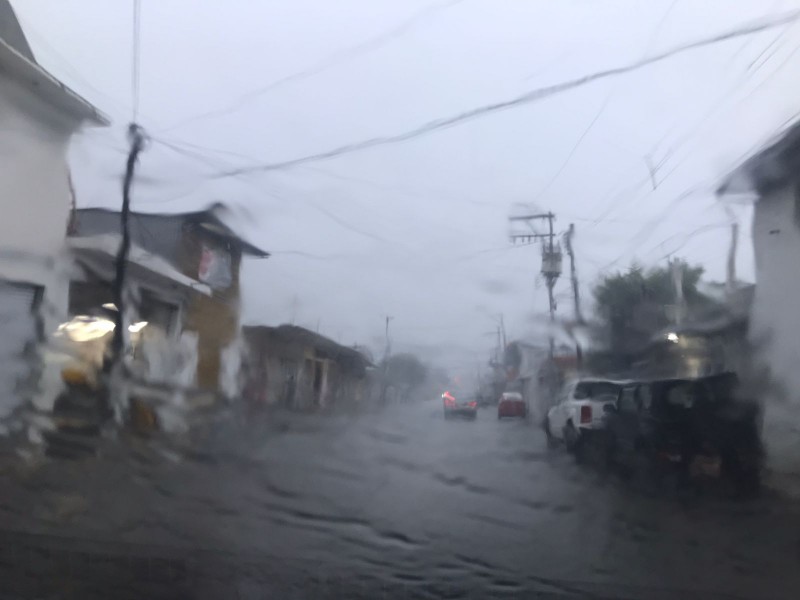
[2,400,800,598]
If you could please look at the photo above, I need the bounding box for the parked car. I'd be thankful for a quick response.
[602,373,762,495]
[443,391,477,420]
[498,391,527,419]
[544,378,630,454]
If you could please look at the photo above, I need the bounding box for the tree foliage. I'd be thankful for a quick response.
[593,261,708,355]
[382,353,428,389]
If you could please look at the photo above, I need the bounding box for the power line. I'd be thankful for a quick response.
[161,0,465,134]
[652,222,731,261]
[642,0,680,55]
[531,92,613,203]
[132,0,142,122]
[645,221,731,258]
[642,32,800,192]
[525,0,678,202]
[594,184,704,274]
[204,10,800,181]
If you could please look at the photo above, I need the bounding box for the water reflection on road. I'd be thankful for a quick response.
[2,400,799,598]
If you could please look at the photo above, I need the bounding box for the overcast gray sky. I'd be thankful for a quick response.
[12,0,800,371]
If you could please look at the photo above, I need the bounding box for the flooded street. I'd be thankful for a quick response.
[2,401,800,598]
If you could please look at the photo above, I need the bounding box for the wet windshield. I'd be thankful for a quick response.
[2,1,800,598]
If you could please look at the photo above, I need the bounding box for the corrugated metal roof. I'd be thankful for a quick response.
[74,203,269,258]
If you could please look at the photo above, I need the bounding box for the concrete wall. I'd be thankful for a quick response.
[0,72,80,415]
[180,233,242,393]
[243,333,367,411]
[750,184,800,474]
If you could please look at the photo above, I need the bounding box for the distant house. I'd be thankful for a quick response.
[243,325,372,410]
[639,283,754,379]
[0,1,108,419]
[70,204,269,396]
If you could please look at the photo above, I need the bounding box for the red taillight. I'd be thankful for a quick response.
[580,405,592,424]
[468,401,477,408]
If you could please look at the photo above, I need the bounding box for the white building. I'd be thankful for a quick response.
[0,1,107,421]
[718,121,800,479]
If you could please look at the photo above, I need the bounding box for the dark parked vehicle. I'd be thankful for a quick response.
[443,391,477,420]
[602,373,762,495]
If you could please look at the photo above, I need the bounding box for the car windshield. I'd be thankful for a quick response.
[574,381,622,400]
[3,2,799,598]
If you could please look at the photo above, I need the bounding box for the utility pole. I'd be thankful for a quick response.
[509,212,561,358]
[106,124,146,373]
[499,314,507,350]
[563,224,584,325]
[381,315,394,404]
[563,223,584,370]
[669,257,685,326]
[385,316,393,353]
[726,222,739,295]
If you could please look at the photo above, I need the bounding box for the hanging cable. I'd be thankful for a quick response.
[161,0,465,134]
[202,10,800,181]
[132,0,142,122]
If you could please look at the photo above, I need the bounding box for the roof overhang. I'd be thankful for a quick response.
[718,121,800,198]
[68,234,211,297]
[0,36,109,126]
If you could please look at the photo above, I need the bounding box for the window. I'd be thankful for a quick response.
[638,385,653,411]
[139,291,179,334]
[618,386,638,414]
[574,381,622,401]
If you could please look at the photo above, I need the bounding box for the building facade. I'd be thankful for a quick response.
[0,1,107,420]
[719,121,800,476]
[243,325,371,411]
[71,204,268,396]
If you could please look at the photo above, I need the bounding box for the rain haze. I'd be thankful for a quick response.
[14,0,793,366]
[7,1,800,598]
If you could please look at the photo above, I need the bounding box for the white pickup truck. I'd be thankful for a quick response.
[544,378,631,453]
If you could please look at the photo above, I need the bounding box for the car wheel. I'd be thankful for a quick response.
[563,422,580,453]
[573,430,590,464]
[637,455,665,496]
[544,418,558,449]
[600,432,616,473]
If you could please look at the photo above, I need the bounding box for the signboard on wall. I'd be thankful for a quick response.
[198,244,232,290]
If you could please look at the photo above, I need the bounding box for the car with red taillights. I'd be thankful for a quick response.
[442,391,477,420]
[544,379,630,456]
[497,391,528,419]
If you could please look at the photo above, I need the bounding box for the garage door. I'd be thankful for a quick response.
[0,281,41,420]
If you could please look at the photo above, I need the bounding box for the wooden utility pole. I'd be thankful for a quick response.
[669,257,685,326]
[563,223,584,369]
[380,315,394,403]
[726,222,739,295]
[106,124,146,372]
[509,212,561,358]
[563,224,584,324]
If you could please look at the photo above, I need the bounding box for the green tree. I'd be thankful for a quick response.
[593,261,708,358]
